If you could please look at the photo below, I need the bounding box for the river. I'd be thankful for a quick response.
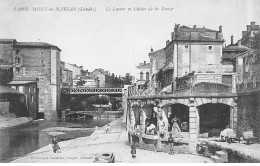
[0,118,115,163]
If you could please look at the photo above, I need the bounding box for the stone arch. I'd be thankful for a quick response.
[159,98,190,108]
[194,97,235,107]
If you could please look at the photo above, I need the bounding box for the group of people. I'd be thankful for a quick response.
[145,117,183,138]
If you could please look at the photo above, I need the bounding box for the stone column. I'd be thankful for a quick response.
[156,106,163,151]
[232,106,238,132]
[189,101,198,140]
[139,107,144,147]
[232,74,236,93]
[162,106,169,134]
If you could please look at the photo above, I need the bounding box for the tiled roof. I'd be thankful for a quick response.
[223,44,250,52]
[8,81,36,85]
[149,48,165,57]
[0,86,23,94]
[222,53,239,59]
[15,42,61,51]
[180,26,218,33]
[12,76,38,81]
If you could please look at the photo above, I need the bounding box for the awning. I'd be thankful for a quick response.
[0,86,23,94]
[159,84,172,94]
[8,80,36,85]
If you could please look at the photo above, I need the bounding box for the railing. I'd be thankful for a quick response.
[128,74,235,97]
[175,75,233,93]
[128,83,157,96]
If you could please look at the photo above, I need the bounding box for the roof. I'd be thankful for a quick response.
[15,42,61,51]
[223,44,250,52]
[8,81,36,85]
[0,65,12,70]
[0,39,16,43]
[176,34,223,42]
[12,76,38,81]
[236,50,259,59]
[149,48,165,57]
[222,53,239,59]
[180,26,218,33]
[137,63,150,68]
[0,86,23,94]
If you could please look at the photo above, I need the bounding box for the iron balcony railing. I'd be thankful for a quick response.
[128,74,237,96]
[128,72,260,97]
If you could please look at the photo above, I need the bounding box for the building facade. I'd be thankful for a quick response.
[89,68,113,88]
[241,22,260,49]
[136,61,150,90]
[126,24,239,152]
[0,39,61,120]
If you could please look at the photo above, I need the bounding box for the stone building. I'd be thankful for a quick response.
[89,68,113,88]
[222,36,250,74]
[60,61,73,88]
[0,39,61,120]
[241,21,260,49]
[8,76,39,119]
[136,61,150,90]
[126,24,238,151]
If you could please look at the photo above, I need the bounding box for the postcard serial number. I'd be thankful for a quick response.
[14,7,29,11]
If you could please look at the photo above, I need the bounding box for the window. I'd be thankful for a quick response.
[208,45,213,51]
[15,58,20,64]
[15,68,20,73]
[146,72,149,80]
[31,95,34,102]
[140,72,143,80]
[41,51,44,55]
[33,87,36,92]
[41,60,44,65]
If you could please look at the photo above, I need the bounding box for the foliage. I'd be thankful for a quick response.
[76,79,86,86]
[156,69,165,87]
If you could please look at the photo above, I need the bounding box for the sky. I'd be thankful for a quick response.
[0,0,260,78]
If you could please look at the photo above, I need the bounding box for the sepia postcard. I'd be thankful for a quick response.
[0,0,260,163]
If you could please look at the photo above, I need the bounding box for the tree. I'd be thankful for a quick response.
[124,73,133,84]
[76,79,86,86]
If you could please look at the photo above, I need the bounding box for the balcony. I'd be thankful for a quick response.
[128,72,237,98]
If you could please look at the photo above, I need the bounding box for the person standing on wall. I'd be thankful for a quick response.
[131,125,140,158]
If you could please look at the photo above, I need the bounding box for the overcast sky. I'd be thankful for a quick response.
[0,0,260,77]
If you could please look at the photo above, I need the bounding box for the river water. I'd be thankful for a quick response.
[0,118,115,163]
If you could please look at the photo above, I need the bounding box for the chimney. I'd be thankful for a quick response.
[251,21,256,27]
[193,25,197,31]
[166,40,170,46]
[151,47,153,53]
[171,32,175,40]
[177,24,180,32]
[231,35,234,45]
[144,61,146,65]
[219,26,222,32]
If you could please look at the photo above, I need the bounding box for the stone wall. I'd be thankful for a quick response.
[0,102,9,115]
[237,91,260,137]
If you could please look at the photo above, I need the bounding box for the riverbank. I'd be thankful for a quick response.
[0,116,32,129]
[12,118,213,163]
